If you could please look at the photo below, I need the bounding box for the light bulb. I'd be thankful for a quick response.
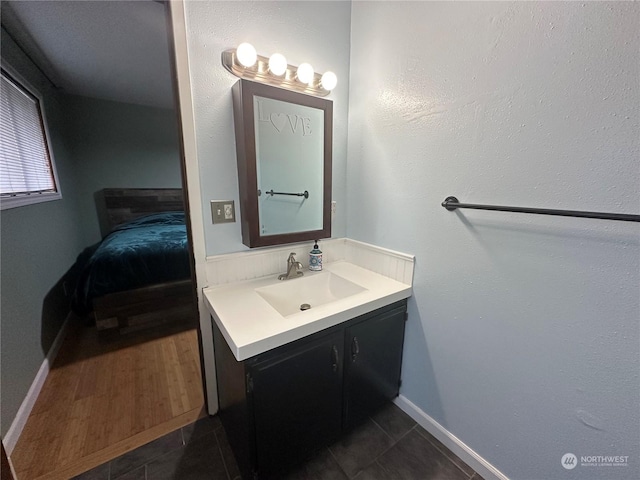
[268,53,287,76]
[320,71,337,90]
[296,63,314,85]
[236,43,257,68]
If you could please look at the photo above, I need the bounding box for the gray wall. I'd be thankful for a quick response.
[183,0,352,255]
[347,2,639,479]
[65,95,182,245]
[0,28,84,437]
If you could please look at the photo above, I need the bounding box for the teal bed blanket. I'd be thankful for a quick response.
[72,212,191,315]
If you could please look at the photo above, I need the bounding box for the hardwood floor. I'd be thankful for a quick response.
[9,320,205,480]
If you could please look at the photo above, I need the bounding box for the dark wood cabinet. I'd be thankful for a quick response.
[212,299,407,479]
[252,330,344,474]
[343,306,407,429]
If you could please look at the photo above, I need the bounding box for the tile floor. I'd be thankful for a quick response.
[73,403,485,480]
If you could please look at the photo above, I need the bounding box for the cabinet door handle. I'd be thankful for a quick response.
[331,345,339,372]
[351,336,360,362]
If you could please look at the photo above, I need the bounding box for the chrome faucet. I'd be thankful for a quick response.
[278,252,304,280]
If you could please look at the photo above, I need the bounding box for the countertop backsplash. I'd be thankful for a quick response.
[205,238,414,287]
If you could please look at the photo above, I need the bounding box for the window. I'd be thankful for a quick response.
[0,67,60,210]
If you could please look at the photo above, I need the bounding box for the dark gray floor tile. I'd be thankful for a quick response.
[77,403,480,480]
[378,429,469,480]
[414,425,475,476]
[283,448,349,480]
[329,419,394,478]
[110,429,183,478]
[371,404,416,442]
[353,461,391,480]
[113,465,146,480]
[215,426,241,480]
[146,431,227,480]
[182,415,222,444]
[71,462,109,480]
[145,447,184,480]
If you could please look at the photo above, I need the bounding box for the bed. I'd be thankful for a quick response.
[72,188,197,334]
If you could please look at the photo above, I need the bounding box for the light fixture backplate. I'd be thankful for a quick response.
[221,49,330,97]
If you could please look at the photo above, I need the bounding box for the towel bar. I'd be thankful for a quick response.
[442,196,640,222]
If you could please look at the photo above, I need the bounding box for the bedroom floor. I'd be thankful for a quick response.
[9,320,204,480]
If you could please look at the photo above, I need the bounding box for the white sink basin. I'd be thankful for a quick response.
[256,271,367,317]
[204,259,414,360]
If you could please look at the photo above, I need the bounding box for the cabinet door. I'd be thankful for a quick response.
[344,305,406,429]
[250,330,344,475]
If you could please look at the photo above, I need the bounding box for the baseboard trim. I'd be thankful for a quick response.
[393,394,509,480]
[3,313,72,456]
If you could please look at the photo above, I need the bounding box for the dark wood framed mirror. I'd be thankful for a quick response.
[232,79,332,248]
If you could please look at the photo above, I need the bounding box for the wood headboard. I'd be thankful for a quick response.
[95,188,184,238]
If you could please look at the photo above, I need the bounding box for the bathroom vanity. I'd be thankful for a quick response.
[204,247,414,479]
[213,299,406,479]
[209,50,417,478]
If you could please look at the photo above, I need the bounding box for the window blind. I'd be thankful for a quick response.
[0,70,56,197]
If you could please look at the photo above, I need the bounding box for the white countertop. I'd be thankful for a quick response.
[203,260,412,361]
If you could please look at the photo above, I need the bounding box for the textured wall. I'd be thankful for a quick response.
[347,2,639,479]
[65,95,182,246]
[183,0,351,255]
[0,28,84,437]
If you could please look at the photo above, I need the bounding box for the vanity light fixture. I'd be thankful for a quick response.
[321,71,338,91]
[222,43,337,97]
[235,42,257,68]
[296,63,314,85]
[268,53,287,76]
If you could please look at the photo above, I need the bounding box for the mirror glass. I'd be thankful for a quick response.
[254,96,324,236]
[232,79,332,248]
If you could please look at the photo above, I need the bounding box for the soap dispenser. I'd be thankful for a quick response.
[309,240,322,271]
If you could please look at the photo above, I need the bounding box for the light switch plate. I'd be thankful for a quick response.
[211,200,236,224]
